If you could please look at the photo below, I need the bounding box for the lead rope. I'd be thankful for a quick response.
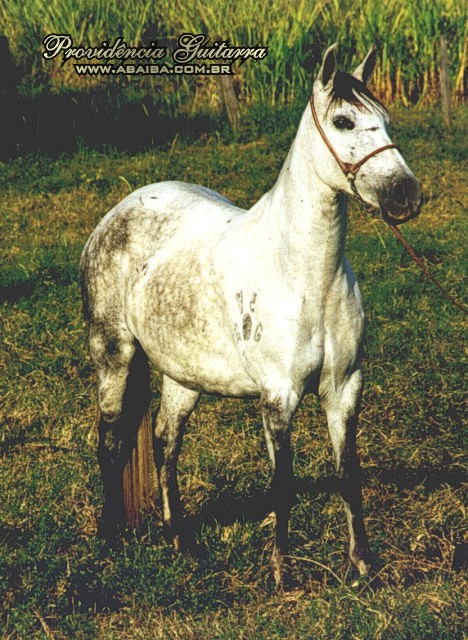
[385,222,467,314]
[352,180,467,314]
[350,169,467,314]
[350,176,467,313]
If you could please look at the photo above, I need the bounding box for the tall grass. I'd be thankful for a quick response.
[0,0,154,92]
[0,0,465,109]
[153,0,466,105]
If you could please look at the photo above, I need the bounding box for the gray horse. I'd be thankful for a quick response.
[81,44,421,588]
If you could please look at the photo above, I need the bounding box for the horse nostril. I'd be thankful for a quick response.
[391,175,421,211]
[380,174,422,224]
[393,183,408,207]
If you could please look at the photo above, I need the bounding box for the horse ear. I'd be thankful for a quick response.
[353,45,377,84]
[317,43,338,88]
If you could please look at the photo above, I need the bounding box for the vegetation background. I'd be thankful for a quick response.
[0,0,466,155]
[0,0,466,638]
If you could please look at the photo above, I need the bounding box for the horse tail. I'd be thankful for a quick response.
[121,345,156,532]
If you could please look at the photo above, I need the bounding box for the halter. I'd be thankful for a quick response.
[310,95,467,314]
[309,94,398,211]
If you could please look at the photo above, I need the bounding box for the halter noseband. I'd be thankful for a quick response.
[309,94,398,210]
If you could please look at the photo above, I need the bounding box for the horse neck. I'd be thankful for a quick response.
[258,106,348,287]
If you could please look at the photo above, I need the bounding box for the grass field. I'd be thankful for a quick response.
[0,103,466,638]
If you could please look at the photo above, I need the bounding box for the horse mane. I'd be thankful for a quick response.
[328,71,388,118]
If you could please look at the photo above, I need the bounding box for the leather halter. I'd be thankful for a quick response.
[309,94,398,207]
[309,97,466,313]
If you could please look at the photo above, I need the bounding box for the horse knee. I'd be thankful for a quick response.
[261,386,299,466]
[322,371,363,469]
[98,416,121,459]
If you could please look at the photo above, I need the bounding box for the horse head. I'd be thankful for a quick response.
[311,44,422,225]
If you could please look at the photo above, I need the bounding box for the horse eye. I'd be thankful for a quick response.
[333,116,355,130]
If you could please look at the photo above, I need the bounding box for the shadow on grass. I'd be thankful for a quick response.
[189,465,466,531]
[1,88,222,160]
[371,466,466,491]
[2,462,465,619]
[0,263,79,303]
[177,464,467,579]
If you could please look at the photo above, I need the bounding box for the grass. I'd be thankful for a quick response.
[0,103,467,638]
[1,1,466,157]
[0,0,466,108]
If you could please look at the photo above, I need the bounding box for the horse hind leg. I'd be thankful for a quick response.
[91,324,155,539]
[153,375,199,552]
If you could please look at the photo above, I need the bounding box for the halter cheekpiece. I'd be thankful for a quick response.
[309,94,398,210]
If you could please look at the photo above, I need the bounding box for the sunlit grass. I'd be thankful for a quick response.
[0,104,466,638]
[0,0,465,107]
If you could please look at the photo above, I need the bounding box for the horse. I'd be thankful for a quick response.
[80,44,422,589]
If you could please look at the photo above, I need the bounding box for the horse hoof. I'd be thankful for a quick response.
[350,548,372,577]
[165,523,203,558]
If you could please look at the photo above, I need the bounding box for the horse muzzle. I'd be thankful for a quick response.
[379,174,422,226]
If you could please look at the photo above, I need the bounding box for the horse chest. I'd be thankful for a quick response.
[229,267,363,395]
[225,284,327,386]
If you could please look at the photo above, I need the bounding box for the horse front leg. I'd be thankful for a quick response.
[261,389,298,590]
[323,370,371,576]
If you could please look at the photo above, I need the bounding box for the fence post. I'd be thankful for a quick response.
[217,74,240,132]
[439,35,451,128]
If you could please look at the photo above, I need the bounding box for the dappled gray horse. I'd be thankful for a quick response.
[81,45,421,588]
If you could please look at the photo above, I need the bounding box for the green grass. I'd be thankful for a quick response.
[0,0,466,108]
[0,104,466,638]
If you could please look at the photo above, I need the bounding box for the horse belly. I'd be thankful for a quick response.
[126,254,259,397]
